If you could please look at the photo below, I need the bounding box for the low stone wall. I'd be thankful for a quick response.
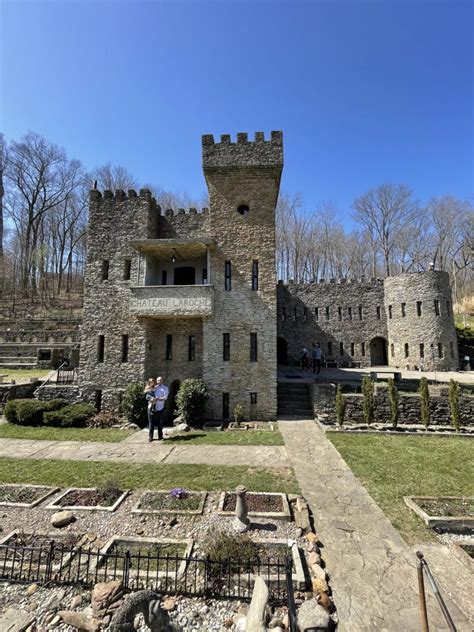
[315,387,474,426]
[0,381,39,407]
[35,384,82,404]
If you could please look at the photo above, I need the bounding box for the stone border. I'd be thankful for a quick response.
[449,540,474,571]
[228,422,276,431]
[95,535,194,580]
[0,484,59,508]
[46,488,129,512]
[0,530,86,572]
[131,490,207,516]
[404,496,474,532]
[217,491,291,521]
[317,419,474,438]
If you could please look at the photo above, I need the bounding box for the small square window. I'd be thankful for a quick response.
[250,392,257,404]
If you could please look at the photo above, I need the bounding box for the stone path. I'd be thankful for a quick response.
[279,419,472,631]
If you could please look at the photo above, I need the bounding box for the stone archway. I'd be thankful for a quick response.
[277,337,288,365]
[370,337,388,366]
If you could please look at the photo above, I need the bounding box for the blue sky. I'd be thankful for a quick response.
[1,0,472,222]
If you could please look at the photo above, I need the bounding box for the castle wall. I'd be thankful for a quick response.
[157,208,209,239]
[384,271,458,370]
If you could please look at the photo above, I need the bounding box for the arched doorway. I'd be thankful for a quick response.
[370,337,388,366]
[277,337,288,365]
[166,380,180,426]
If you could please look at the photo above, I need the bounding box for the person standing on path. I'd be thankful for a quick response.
[148,376,169,442]
[312,342,322,374]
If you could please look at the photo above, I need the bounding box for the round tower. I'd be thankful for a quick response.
[384,270,458,371]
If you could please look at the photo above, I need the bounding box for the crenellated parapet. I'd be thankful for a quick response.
[90,188,156,204]
[202,131,283,170]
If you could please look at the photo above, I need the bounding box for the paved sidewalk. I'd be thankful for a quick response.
[279,420,472,631]
[0,436,290,467]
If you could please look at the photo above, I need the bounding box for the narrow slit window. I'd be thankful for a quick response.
[358,305,363,320]
[188,335,196,361]
[303,307,307,321]
[165,334,172,360]
[95,390,102,412]
[97,335,105,363]
[252,260,259,291]
[401,303,406,317]
[325,306,330,320]
[224,261,232,291]
[293,307,297,321]
[420,343,424,359]
[250,333,258,362]
[390,343,394,357]
[101,260,109,280]
[121,334,129,363]
[446,300,451,314]
[376,306,381,320]
[348,307,352,321]
[388,305,393,319]
[438,342,443,358]
[350,342,355,356]
[123,259,132,280]
[404,343,409,358]
[339,342,344,355]
[338,307,342,321]
[361,342,366,357]
[434,299,440,316]
[222,393,229,420]
[223,333,230,361]
[417,301,422,317]
[315,307,319,321]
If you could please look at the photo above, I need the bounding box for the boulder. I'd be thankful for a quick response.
[308,551,321,565]
[51,511,74,528]
[297,599,330,630]
[317,592,332,611]
[310,564,327,581]
[58,611,100,632]
[311,577,329,594]
[91,580,123,617]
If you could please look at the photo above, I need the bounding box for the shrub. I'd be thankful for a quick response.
[419,377,430,428]
[15,400,47,426]
[233,403,243,427]
[175,379,208,427]
[97,480,123,504]
[448,379,461,432]
[203,529,259,565]
[3,399,22,425]
[44,399,69,412]
[120,382,148,428]
[335,384,346,427]
[43,403,95,428]
[387,378,399,428]
[88,410,121,429]
[361,376,374,425]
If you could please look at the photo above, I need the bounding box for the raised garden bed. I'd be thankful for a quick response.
[96,536,194,581]
[450,540,474,571]
[404,496,474,533]
[46,486,128,512]
[218,492,291,521]
[0,484,59,508]
[132,490,207,515]
[0,530,85,573]
[228,422,275,431]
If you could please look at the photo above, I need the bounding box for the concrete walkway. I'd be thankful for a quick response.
[279,419,472,631]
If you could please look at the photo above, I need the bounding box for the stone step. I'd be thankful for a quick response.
[0,356,37,363]
[0,362,38,369]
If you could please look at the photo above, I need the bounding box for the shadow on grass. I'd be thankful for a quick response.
[166,433,207,442]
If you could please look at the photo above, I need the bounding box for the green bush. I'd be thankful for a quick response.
[175,379,208,427]
[362,376,374,425]
[120,382,148,428]
[15,400,47,426]
[3,399,23,425]
[387,378,399,428]
[203,529,259,565]
[335,384,346,427]
[43,403,95,428]
[448,379,461,432]
[419,377,430,428]
[44,399,69,412]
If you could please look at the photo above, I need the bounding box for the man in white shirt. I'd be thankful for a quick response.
[149,376,169,442]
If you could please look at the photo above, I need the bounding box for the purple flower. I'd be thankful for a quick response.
[170,487,188,499]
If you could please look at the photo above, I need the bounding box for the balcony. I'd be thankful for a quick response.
[130,285,214,318]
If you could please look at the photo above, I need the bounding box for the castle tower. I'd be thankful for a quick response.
[201,132,284,420]
[384,270,459,371]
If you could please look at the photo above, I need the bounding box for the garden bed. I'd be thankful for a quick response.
[202,421,224,432]
[450,540,474,571]
[46,486,128,512]
[0,530,84,573]
[228,421,276,431]
[318,419,474,437]
[404,496,474,533]
[0,484,59,508]
[218,492,291,521]
[132,490,207,515]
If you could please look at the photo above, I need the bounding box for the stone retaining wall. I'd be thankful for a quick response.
[0,382,39,407]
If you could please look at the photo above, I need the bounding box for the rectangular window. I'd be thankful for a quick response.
[282,307,286,322]
[417,301,422,317]
[223,333,230,361]
[350,342,355,356]
[188,335,196,361]
[401,302,406,317]
[165,334,172,360]
[222,393,229,420]
[339,342,344,355]
[97,335,105,363]
[376,306,381,320]
[434,299,440,316]
[250,333,258,362]
[252,260,259,291]
[361,342,366,357]
[224,261,232,291]
[161,270,168,285]
[325,306,330,320]
[420,343,424,359]
[390,343,394,357]
[358,305,363,320]
[348,307,352,321]
[123,259,131,280]
[121,334,129,363]
[101,260,109,280]
[438,342,443,358]
[338,307,342,321]
[327,341,332,356]
[388,305,393,319]
[404,343,409,358]
[250,392,257,404]
[95,390,102,412]
[315,307,319,321]
[202,268,208,284]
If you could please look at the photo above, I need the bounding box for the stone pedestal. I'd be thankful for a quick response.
[234,485,250,532]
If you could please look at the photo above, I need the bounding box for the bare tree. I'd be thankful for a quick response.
[93,162,138,192]
[352,184,419,276]
[0,133,7,261]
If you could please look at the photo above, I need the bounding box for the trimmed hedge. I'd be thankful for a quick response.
[4,398,91,428]
[43,403,95,428]
[121,382,148,428]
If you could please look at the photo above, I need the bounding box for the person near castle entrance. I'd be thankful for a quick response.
[146,376,169,442]
[312,342,322,374]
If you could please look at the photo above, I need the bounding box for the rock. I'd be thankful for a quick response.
[307,541,320,554]
[245,575,268,632]
[269,618,284,628]
[135,528,144,535]
[305,532,319,543]
[50,614,61,626]
[282,613,289,628]
[26,603,38,612]
[295,527,303,538]
[317,591,332,611]
[91,580,123,617]
[308,551,321,565]
[311,563,327,581]
[58,610,100,632]
[162,597,176,611]
[70,595,82,609]
[176,422,190,432]
[223,618,234,628]
[312,577,329,594]
[199,605,209,615]
[51,510,75,528]
[297,599,330,630]
[0,609,35,632]
[26,583,39,595]
[169,517,178,527]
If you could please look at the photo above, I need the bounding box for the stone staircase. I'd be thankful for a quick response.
[0,344,38,369]
[277,381,313,419]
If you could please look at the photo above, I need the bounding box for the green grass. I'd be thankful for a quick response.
[166,429,284,446]
[0,424,133,443]
[328,433,474,544]
[1,368,51,383]
[454,313,474,329]
[0,457,300,495]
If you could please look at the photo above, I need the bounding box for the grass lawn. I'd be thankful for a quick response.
[2,368,51,383]
[0,457,300,495]
[0,424,133,443]
[328,433,474,544]
[166,429,284,446]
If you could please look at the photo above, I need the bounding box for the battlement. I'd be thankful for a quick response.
[90,188,154,202]
[161,207,209,217]
[202,131,283,170]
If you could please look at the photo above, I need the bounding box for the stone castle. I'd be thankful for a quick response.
[78,131,458,420]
